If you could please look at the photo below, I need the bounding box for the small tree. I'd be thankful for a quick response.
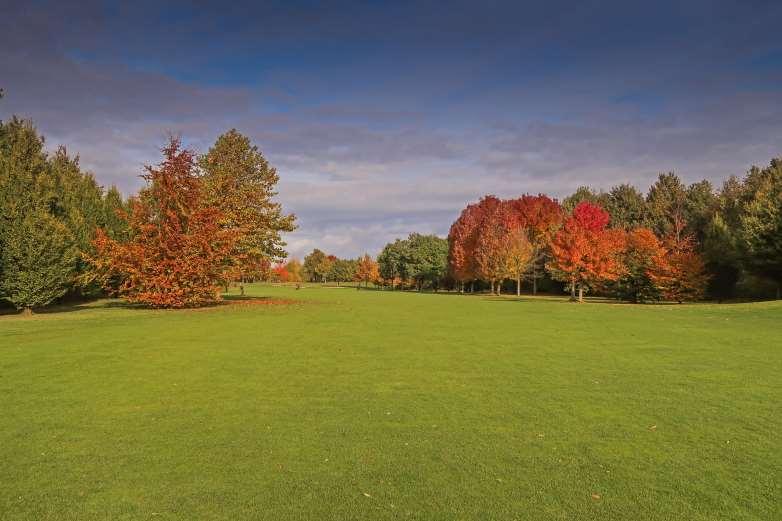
[355,254,380,288]
[284,258,303,282]
[0,210,77,314]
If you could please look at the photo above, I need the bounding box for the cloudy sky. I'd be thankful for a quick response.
[2,1,781,258]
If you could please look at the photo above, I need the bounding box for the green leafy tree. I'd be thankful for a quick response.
[403,233,449,291]
[378,239,410,289]
[303,249,329,282]
[328,258,357,285]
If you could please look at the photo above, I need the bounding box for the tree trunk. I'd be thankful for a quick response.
[533,265,538,295]
[470,280,475,293]
[570,280,576,301]
[22,307,33,316]
[578,284,584,303]
[516,275,521,296]
[240,272,245,296]
[497,280,502,295]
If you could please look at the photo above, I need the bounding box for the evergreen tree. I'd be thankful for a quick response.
[0,210,77,313]
[605,184,646,229]
[739,159,782,298]
[200,129,296,292]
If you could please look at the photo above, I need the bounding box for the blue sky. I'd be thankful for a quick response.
[2,0,782,258]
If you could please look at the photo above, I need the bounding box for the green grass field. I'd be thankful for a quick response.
[1,285,780,520]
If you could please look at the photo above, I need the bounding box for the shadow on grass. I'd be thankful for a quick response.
[0,295,296,318]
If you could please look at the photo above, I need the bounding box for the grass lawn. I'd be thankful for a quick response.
[1,285,780,520]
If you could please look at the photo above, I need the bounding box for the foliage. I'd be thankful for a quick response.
[91,138,237,308]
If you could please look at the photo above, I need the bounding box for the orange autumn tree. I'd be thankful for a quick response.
[472,196,508,294]
[617,227,665,303]
[447,199,485,292]
[355,254,380,288]
[91,138,237,308]
[648,220,710,302]
[547,201,624,302]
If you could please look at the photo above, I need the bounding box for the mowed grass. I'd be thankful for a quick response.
[1,285,780,520]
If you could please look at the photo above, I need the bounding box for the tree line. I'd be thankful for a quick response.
[301,162,781,302]
[0,113,295,312]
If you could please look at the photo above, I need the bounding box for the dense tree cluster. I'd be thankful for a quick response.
[0,111,295,311]
[299,250,380,286]
[449,163,782,302]
[0,117,128,313]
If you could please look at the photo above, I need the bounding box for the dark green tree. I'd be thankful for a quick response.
[377,238,410,289]
[605,184,646,229]
[0,210,77,313]
[645,172,687,237]
[739,159,782,298]
[403,233,449,290]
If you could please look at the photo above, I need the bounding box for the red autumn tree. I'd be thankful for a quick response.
[547,201,625,302]
[91,138,237,308]
[648,220,710,302]
[509,194,563,294]
[447,199,486,291]
[271,263,290,282]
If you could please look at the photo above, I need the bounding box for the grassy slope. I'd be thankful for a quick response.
[1,285,780,520]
